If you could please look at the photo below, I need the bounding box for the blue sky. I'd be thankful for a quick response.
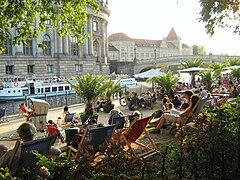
[107,0,240,55]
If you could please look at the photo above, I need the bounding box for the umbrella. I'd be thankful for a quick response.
[179,67,212,73]
[134,69,165,79]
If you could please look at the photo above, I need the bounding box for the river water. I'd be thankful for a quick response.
[0,94,83,116]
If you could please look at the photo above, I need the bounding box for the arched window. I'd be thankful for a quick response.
[2,33,12,55]
[23,38,33,55]
[43,35,51,56]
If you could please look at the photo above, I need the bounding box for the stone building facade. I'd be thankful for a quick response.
[108,27,193,63]
[0,1,110,79]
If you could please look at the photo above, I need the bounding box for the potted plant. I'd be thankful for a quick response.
[67,74,108,123]
[102,79,122,113]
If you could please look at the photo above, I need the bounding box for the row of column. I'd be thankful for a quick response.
[59,14,107,60]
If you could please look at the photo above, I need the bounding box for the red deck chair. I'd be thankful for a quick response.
[120,116,158,157]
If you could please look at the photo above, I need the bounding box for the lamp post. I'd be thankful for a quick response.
[134,47,136,61]
[154,49,157,59]
[209,52,213,63]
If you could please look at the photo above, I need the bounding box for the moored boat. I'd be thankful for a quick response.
[0,77,76,101]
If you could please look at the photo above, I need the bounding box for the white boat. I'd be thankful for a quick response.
[0,77,76,101]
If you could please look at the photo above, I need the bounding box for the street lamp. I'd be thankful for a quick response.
[209,52,213,63]
[154,49,157,59]
[134,47,136,60]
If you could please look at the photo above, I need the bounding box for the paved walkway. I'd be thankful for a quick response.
[0,99,157,149]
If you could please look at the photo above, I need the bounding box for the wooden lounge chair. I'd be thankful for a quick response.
[9,135,55,173]
[177,97,207,127]
[68,124,116,161]
[120,116,158,158]
[184,97,208,130]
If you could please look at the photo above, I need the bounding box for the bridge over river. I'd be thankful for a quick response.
[134,55,239,73]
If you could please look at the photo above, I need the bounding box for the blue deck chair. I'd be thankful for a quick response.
[0,108,8,123]
[68,124,116,161]
[111,116,126,129]
[65,113,75,123]
[9,135,55,170]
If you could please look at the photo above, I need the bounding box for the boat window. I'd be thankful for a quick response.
[13,90,16,93]
[37,88,41,93]
[8,91,10,93]
[45,87,50,92]
[65,86,70,90]
[41,88,44,93]
[52,87,57,92]
[58,86,63,91]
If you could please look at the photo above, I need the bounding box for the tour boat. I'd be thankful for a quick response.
[0,77,76,101]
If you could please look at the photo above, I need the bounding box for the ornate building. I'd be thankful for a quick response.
[108,27,193,63]
[0,1,110,79]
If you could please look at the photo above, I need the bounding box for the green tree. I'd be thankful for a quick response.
[181,58,203,85]
[207,62,226,78]
[198,70,214,91]
[199,0,240,36]
[224,58,240,66]
[232,68,240,83]
[104,79,122,105]
[67,74,107,116]
[147,71,178,97]
[0,0,100,53]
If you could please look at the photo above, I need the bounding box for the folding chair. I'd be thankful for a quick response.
[120,116,158,158]
[178,97,205,127]
[0,108,8,123]
[64,113,75,123]
[68,124,116,161]
[9,135,55,171]
[185,97,208,130]
[128,113,142,124]
[111,116,126,129]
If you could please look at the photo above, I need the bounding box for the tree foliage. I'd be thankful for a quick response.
[181,58,203,85]
[207,62,226,78]
[0,0,100,53]
[199,0,240,36]
[231,68,240,83]
[67,74,107,115]
[147,71,179,96]
[198,70,214,91]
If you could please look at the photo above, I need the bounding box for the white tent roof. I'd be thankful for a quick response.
[179,67,212,73]
[134,69,165,79]
[223,65,240,70]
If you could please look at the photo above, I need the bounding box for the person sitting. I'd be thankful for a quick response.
[219,87,226,94]
[150,95,200,133]
[0,122,61,172]
[231,86,239,98]
[129,92,140,110]
[108,108,125,125]
[180,90,194,110]
[19,103,32,121]
[171,95,181,108]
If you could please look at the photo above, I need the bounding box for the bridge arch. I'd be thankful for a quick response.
[134,55,239,74]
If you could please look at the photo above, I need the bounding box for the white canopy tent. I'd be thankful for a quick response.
[179,67,212,73]
[134,68,165,79]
